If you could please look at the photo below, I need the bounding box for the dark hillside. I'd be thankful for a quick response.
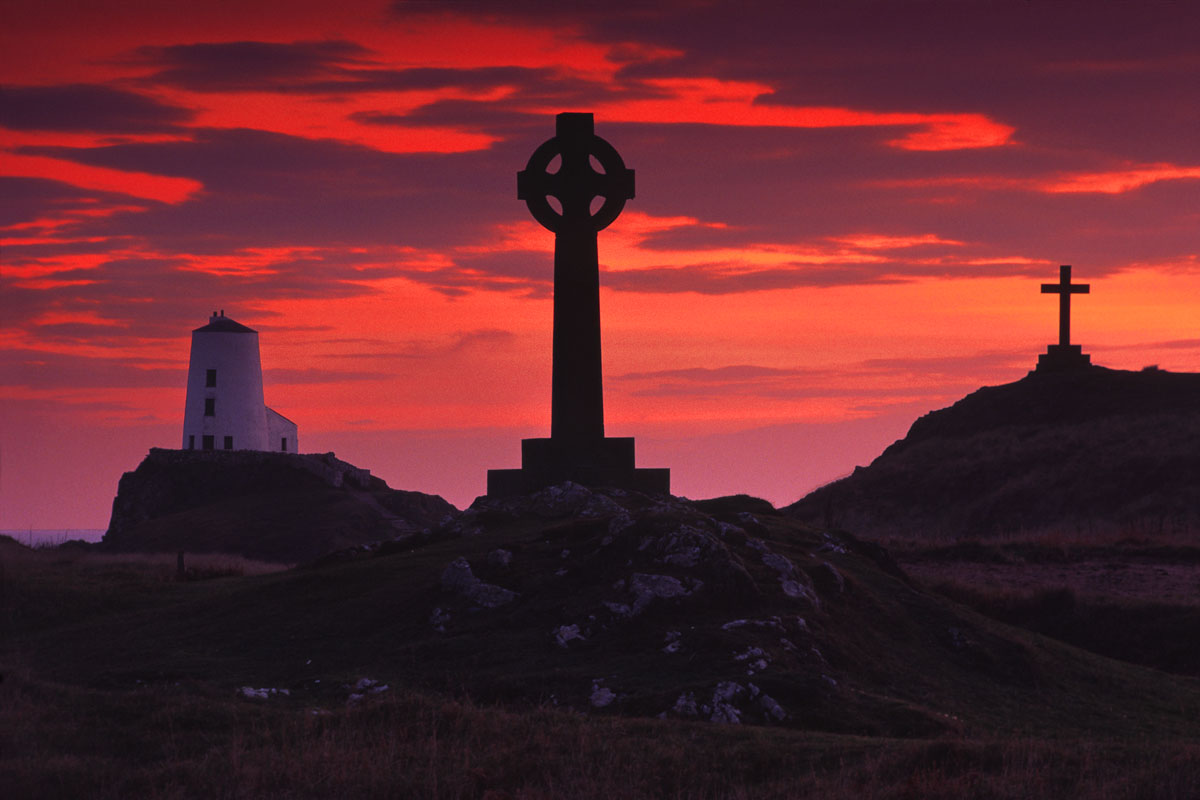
[16,484,1200,740]
[898,366,1200,441]
[103,449,457,563]
[786,367,1200,539]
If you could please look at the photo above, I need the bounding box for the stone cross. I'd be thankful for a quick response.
[487,113,668,497]
[517,112,634,442]
[1041,264,1090,347]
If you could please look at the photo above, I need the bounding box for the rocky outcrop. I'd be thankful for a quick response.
[786,366,1200,538]
[440,557,518,608]
[399,482,951,731]
[103,448,457,562]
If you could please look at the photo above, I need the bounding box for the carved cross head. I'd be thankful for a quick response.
[518,113,634,234]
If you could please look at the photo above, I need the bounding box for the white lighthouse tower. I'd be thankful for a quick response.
[181,311,298,453]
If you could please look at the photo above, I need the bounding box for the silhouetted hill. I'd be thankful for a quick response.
[20,483,1200,741]
[103,449,457,562]
[786,366,1200,538]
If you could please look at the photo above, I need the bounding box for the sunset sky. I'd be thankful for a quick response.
[3,0,1198,529]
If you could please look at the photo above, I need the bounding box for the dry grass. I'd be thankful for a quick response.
[3,670,1199,800]
[876,518,1200,554]
[78,550,291,579]
[877,517,1200,678]
[907,570,1200,676]
[2,543,289,580]
[0,544,290,640]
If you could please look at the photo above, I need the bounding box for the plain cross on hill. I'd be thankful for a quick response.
[1035,264,1093,372]
[1041,264,1090,347]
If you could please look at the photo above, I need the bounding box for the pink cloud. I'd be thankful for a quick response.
[0,152,202,204]
[1042,163,1200,194]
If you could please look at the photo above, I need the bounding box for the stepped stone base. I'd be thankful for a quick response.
[487,436,670,497]
[1036,344,1092,373]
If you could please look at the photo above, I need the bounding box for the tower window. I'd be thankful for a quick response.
[205,369,217,387]
[202,435,214,450]
[204,398,215,416]
[223,436,233,450]
[281,437,288,452]
[188,435,195,450]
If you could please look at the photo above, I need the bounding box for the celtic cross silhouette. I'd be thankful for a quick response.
[485,113,670,497]
[518,113,634,233]
[517,113,633,443]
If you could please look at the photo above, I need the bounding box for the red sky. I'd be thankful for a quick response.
[3,0,1199,528]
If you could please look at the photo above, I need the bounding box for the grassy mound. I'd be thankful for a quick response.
[5,486,1200,796]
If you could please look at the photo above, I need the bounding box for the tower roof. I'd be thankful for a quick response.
[194,311,256,334]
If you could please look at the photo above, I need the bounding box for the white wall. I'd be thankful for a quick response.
[266,407,299,453]
[181,319,268,451]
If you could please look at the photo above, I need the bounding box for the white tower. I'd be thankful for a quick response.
[181,311,298,453]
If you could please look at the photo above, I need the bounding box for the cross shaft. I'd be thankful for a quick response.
[1041,264,1090,347]
[516,113,634,443]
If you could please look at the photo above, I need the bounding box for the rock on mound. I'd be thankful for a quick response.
[104,448,456,562]
[786,366,1200,538]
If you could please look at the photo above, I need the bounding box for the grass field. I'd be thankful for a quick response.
[4,501,1200,799]
[5,673,1200,800]
[884,527,1200,677]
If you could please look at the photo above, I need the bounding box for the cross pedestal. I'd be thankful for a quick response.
[487,113,669,497]
[1036,264,1092,372]
[1036,343,1091,371]
[487,437,670,497]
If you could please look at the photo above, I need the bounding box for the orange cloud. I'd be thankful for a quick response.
[876,163,1200,196]
[964,257,1051,266]
[10,277,100,290]
[181,89,501,154]
[834,233,964,249]
[2,208,147,236]
[587,78,1015,151]
[0,251,115,278]
[0,152,202,203]
[173,246,339,277]
[1042,163,1200,194]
